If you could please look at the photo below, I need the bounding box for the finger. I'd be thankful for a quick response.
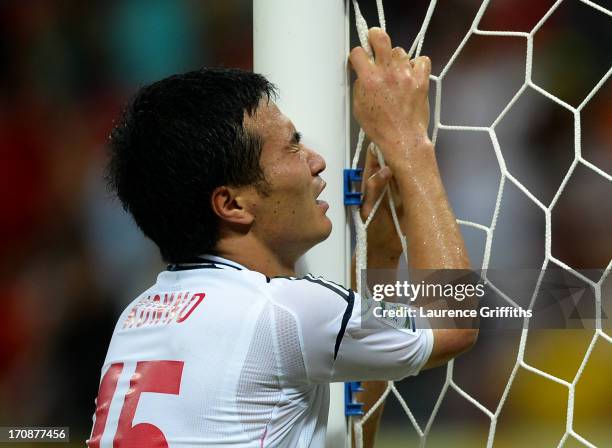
[368,27,392,65]
[414,55,431,87]
[361,166,392,219]
[391,47,412,72]
[362,143,380,181]
[362,143,390,211]
[391,46,409,62]
[349,46,373,77]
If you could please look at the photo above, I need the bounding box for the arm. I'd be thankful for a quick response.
[346,28,478,446]
[349,27,478,373]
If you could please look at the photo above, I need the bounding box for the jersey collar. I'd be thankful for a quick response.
[195,254,246,271]
[166,254,246,272]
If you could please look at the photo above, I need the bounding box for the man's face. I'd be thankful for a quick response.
[244,100,332,260]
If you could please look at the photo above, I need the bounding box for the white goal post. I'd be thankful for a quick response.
[253,1,351,446]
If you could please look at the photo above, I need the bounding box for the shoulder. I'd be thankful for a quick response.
[262,275,357,334]
[267,274,355,304]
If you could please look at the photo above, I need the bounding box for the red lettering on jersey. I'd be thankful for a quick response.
[152,295,164,324]
[123,308,136,329]
[121,291,205,328]
[136,301,150,327]
[167,291,189,323]
[123,296,149,329]
[159,293,174,322]
[176,293,206,323]
[162,293,174,305]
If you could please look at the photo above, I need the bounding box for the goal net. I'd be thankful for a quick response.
[349,0,611,447]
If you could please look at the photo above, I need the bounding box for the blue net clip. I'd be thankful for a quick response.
[344,168,363,206]
[344,381,364,416]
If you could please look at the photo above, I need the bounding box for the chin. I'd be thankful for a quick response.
[318,217,333,241]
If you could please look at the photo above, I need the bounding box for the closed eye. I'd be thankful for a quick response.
[288,131,302,151]
[292,131,302,145]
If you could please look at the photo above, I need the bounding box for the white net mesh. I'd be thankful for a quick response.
[349,0,612,447]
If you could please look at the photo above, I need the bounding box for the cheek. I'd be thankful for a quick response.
[267,195,307,222]
[267,155,307,181]
[259,157,317,223]
[266,164,312,205]
[256,190,314,235]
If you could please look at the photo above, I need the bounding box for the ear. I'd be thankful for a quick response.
[210,185,256,226]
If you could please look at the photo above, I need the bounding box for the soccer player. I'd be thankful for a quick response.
[87,28,477,448]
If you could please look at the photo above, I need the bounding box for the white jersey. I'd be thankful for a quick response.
[88,255,433,448]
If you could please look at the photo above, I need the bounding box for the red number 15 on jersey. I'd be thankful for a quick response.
[87,360,184,448]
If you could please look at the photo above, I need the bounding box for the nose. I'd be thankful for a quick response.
[307,148,326,177]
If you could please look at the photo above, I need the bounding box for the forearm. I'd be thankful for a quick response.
[387,141,479,369]
[349,24,478,399]
[388,141,470,271]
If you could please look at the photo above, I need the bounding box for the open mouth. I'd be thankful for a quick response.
[315,181,329,210]
[315,180,326,202]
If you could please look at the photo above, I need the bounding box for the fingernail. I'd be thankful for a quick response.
[380,167,391,179]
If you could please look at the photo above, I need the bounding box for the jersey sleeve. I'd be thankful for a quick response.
[267,275,434,384]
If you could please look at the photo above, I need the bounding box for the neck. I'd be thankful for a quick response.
[215,235,299,278]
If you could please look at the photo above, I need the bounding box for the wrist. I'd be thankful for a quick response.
[382,138,435,170]
[385,141,443,192]
[376,127,431,160]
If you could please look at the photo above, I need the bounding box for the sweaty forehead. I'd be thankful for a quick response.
[243,100,293,145]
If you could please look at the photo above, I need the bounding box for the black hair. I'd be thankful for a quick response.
[107,67,277,263]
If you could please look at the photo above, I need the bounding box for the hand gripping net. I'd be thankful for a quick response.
[349,1,612,447]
